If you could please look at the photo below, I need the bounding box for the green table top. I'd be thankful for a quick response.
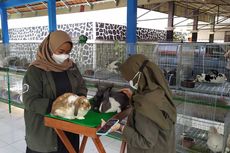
[46,110,116,128]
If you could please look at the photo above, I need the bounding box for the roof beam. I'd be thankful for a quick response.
[220,0,230,6]
[85,0,93,9]
[137,2,167,19]
[0,0,48,8]
[25,4,35,12]
[85,0,91,6]
[113,0,119,6]
[174,5,217,26]
[198,16,229,30]
[11,7,21,14]
[41,2,48,8]
[60,0,69,9]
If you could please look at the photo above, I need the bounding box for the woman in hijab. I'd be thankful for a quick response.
[23,30,87,153]
[105,54,177,153]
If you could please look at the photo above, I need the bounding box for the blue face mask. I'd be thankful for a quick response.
[129,72,142,90]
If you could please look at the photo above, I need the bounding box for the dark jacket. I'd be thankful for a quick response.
[23,65,87,152]
[122,110,176,153]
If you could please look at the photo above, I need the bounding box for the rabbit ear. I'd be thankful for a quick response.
[104,84,113,93]
[103,88,111,99]
[99,89,110,112]
[74,99,82,116]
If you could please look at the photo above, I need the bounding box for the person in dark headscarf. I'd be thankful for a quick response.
[23,30,87,153]
[103,54,177,153]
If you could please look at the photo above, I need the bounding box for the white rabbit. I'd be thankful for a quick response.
[207,126,224,153]
[224,134,230,153]
[106,60,121,73]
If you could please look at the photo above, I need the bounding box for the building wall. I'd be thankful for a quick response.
[9,22,94,42]
[8,22,167,42]
[96,22,166,41]
[197,30,225,42]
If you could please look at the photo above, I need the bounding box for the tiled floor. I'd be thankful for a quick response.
[0,102,123,153]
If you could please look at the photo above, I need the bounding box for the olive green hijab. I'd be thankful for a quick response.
[120,54,176,130]
[30,30,73,72]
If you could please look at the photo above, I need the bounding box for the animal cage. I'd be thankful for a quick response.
[175,89,228,153]
[154,43,230,153]
[1,42,230,153]
[0,68,24,106]
[0,69,8,101]
[92,43,126,82]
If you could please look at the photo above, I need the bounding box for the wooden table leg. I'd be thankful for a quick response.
[92,137,106,153]
[120,140,126,153]
[79,136,88,153]
[54,128,77,153]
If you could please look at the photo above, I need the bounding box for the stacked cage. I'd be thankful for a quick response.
[153,43,230,153]
[156,43,179,87]
[92,42,126,82]
[0,69,8,101]
[1,42,230,147]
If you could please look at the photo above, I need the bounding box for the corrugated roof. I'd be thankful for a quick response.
[4,0,230,24]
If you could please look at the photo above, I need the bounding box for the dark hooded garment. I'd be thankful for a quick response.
[120,54,177,153]
[23,30,87,152]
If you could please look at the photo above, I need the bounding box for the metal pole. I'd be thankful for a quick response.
[48,0,57,32]
[126,0,137,55]
[1,8,9,44]
[6,68,11,113]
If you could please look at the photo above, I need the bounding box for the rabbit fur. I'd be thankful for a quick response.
[51,93,91,120]
[93,85,130,113]
[207,126,224,153]
[196,70,227,84]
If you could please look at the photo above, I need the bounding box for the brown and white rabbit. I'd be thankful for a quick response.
[51,93,91,120]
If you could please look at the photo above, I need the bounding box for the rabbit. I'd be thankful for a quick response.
[106,60,121,74]
[92,85,108,112]
[163,68,177,86]
[51,93,91,120]
[225,134,230,153]
[196,72,227,84]
[93,85,130,113]
[207,126,224,153]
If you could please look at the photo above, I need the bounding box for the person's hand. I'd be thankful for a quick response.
[101,119,106,127]
[110,122,121,132]
[100,119,124,133]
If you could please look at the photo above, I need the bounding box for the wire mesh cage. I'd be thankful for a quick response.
[193,44,227,79]
[154,43,180,87]
[0,43,38,69]
[176,88,227,153]
[1,42,230,151]
[174,43,230,153]
[0,70,8,101]
[8,72,24,104]
[92,42,127,82]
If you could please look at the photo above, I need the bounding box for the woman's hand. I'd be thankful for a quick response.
[100,119,124,132]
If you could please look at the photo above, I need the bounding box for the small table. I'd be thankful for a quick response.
[44,108,131,153]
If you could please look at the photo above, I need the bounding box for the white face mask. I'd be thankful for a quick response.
[129,72,141,90]
[52,53,69,64]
